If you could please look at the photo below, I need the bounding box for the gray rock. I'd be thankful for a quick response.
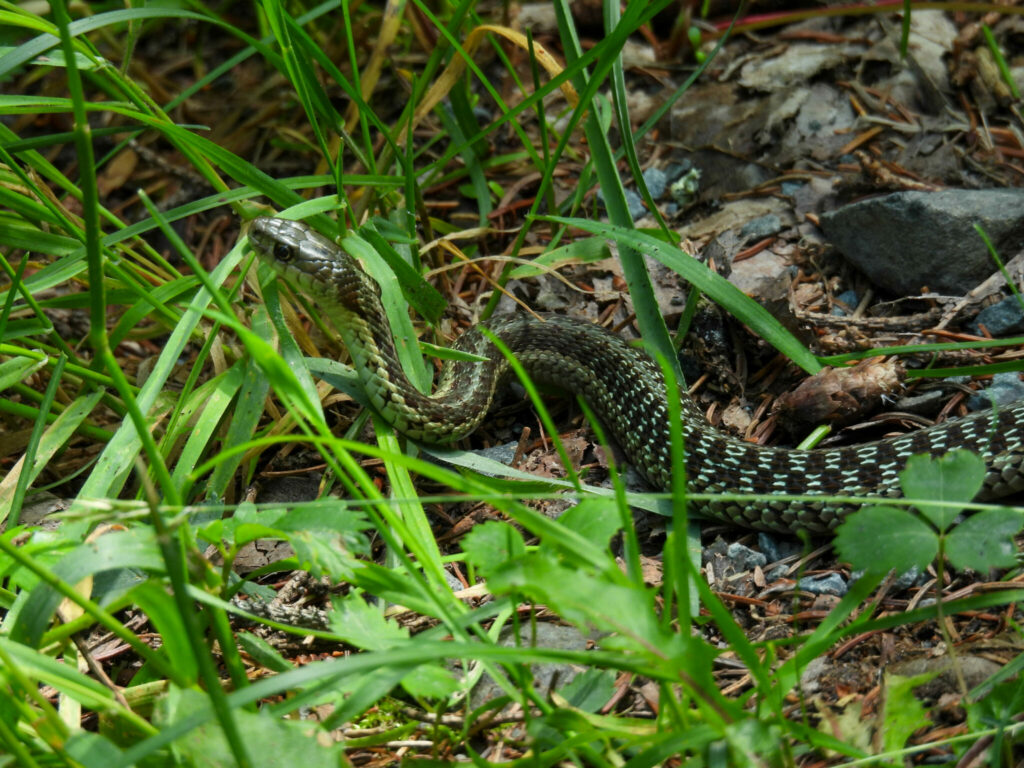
[740,214,783,243]
[797,573,848,596]
[642,167,668,199]
[967,371,1024,411]
[970,294,1024,336]
[819,190,1024,295]
[726,542,767,570]
[728,250,792,302]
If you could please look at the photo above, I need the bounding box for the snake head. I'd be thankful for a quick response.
[249,216,383,314]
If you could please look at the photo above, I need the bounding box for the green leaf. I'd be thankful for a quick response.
[160,687,344,768]
[0,389,103,524]
[0,355,45,391]
[0,637,115,711]
[487,554,669,654]
[558,667,616,713]
[462,520,527,577]
[129,580,198,684]
[328,593,408,651]
[13,527,165,646]
[834,505,937,576]
[236,631,294,674]
[359,219,446,323]
[555,497,620,550]
[880,673,932,754]
[66,732,125,768]
[944,507,1024,572]
[900,450,986,530]
[400,663,460,699]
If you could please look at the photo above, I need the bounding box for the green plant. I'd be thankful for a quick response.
[1,0,1023,765]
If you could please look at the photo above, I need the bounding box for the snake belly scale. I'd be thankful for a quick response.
[248,216,1024,534]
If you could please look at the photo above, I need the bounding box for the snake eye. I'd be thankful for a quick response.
[273,242,294,262]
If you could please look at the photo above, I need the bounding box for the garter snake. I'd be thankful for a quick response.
[248,216,1024,533]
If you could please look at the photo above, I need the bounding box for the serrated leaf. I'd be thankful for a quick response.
[900,450,985,530]
[881,673,932,754]
[945,507,1024,572]
[328,593,408,651]
[487,554,669,651]
[834,506,937,576]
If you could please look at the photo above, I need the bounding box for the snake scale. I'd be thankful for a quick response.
[248,216,1024,534]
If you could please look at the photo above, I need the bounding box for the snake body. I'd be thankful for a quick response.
[248,217,1024,533]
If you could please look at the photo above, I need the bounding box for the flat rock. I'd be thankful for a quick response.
[819,189,1024,295]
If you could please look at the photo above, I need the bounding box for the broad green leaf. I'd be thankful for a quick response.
[66,732,125,768]
[236,632,294,674]
[0,637,115,711]
[462,520,527,577]
[555,497,620,550]
[399,663,460,700]
[0,355,44,391]
[945,507,1024,572]
[359,219,445,322]
[558,667,616,713]
[12,527,164,646]
[900,450,986,530]
[486,554,668,654]
[129,580,197,685]
[834,505,937,575]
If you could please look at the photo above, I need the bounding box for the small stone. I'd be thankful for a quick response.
[832,289,860,316]
[797,573,848,596]
[967,371,1024,411]
[666,160,692,181]
[643,167,668,199]
[726,542,767,570]
[739,214,782,243]
[970,295,1024,336]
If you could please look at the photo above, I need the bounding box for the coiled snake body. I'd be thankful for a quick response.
[249,217,1024,533]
